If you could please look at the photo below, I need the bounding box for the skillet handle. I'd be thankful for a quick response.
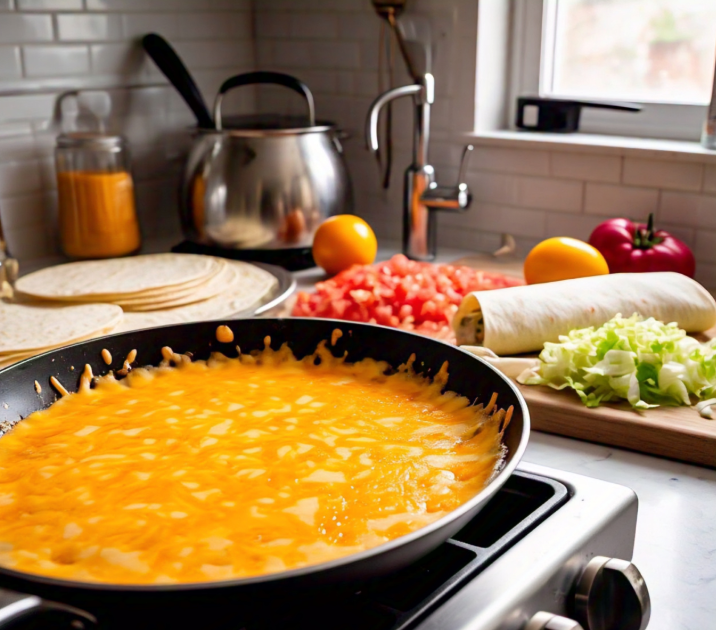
[214,71,316,130]
[0,589,96,629]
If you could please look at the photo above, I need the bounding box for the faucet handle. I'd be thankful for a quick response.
[457,144,474,186]
[420,144,473,212]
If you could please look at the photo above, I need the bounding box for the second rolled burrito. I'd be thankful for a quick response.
[453,272,716,355]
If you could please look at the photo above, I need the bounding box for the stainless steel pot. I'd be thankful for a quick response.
[180,72,353,251]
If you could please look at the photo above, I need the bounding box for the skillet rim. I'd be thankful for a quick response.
[0,317,530,592]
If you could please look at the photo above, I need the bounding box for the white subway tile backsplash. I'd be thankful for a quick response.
[443,202,547,238]
[0,0,253,263]
[0,15,53,43]
[5,224,53,260]
[290,69,337,95]
[0,161,42,197]
[0,94,56,124]
[0,128,38,162]
[121,13,179,39]
[23,45,90,77]
[353,70,379,96]
[437,223,503,253]
[659,191,716,229]
[337,13,379,40]
[0,47,22,79]
[172,40,253,70]
[175,12,252,41]
[90,42,147,76]
[256,41,273,67]
[544,212,608,241]
[550,152,621,183]
[17,0,82,9]
[623,158,703,192]
[471,146,550,176]
[57,14,123,41]
[255,12,291,39]
[704,166,716,194]
[469,171,517,205]
[584,183,658,219]
[336,72,354,95]
[358,39,379,70]
[87,0,239,10]
[0,191,51,230]
[695,263,716,289]
[272,40,312,68]
[516,176,583,212]
[290,13,337,39]
[310,41,360,69]
[694,230,716,264]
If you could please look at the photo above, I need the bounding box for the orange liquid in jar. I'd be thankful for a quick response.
[57,170,141,259]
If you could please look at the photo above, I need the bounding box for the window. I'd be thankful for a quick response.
[509,0,716,140]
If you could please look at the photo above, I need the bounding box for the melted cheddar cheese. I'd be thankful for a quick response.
[0,341,507,584]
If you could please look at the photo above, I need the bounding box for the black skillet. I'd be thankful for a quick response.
[0,318,529,629]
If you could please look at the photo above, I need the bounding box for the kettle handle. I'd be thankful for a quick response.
[214,71,316,130]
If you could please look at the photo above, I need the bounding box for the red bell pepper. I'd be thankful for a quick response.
[589,214,695,278]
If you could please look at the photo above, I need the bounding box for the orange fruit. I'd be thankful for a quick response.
[312,215,378,275]
[524,237,609,284]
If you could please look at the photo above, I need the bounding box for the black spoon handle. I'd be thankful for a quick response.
[142,33,214,129]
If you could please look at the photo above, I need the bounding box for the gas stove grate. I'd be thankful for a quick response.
[243,471,569,630]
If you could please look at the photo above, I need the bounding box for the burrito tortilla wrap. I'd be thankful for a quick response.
[453,272,716,355]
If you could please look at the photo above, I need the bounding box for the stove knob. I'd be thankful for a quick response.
[574,556,651,630]
[525,611,584,630]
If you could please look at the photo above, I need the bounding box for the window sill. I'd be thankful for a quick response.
[461,130,716,164]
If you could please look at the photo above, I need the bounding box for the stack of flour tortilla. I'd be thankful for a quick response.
[7,254,278,366]
[0,302,123,369]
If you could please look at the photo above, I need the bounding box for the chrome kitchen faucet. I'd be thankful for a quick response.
[365,8,473,261]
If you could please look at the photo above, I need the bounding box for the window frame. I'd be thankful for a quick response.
[508,0,709,142]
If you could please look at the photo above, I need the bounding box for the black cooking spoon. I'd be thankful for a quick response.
[142,32,214,129]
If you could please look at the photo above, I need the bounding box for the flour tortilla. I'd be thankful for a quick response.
[15,254,224,300]
[116,263,278,332]
[116,260,246,311]
[0,302,123,353]
[453,272,716,356]
[0,320,122,369]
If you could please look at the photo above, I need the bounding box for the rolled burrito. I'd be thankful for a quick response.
[453,272,716,355]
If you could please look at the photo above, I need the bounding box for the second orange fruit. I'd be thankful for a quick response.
[524,237,609,284]
[312,215,378,276]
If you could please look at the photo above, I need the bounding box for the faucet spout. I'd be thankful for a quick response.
[365,83,422,154]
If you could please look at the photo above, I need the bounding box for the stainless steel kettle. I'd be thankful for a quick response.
[180,72,353,251]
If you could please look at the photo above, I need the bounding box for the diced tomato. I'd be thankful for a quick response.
[291,254,523,342]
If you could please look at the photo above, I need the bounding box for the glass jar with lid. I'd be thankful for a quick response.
[55,132,141,259]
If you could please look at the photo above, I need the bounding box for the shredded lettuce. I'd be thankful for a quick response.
[517,313,716,410]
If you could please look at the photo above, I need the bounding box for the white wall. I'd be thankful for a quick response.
[0,0,255,263]
[255,0,716,288]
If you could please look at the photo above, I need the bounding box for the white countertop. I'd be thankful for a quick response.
[526,433,715,630]
[299,244,716,630]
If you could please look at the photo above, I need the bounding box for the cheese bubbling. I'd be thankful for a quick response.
[0,337,509,584]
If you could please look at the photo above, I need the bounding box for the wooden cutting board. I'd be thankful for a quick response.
[453,254,716,468]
